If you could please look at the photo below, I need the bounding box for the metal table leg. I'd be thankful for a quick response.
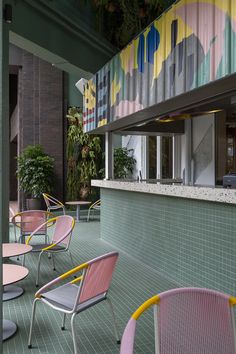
[76,205,80,221]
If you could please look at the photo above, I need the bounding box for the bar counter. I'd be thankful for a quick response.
[92,180,236,205]
[92,180,236,295]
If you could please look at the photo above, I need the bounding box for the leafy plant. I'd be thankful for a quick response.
[66,107,102,201]
[100,147,136,179]
[91,0,175,48]
[17,145,54,198]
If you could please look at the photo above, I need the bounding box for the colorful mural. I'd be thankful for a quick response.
[83,0,236,132]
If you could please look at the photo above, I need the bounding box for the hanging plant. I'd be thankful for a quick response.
[90,0,175,48]
[66,107,102,201]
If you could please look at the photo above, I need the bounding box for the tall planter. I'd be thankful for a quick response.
[26,198,42,210]
[66,107,102,201]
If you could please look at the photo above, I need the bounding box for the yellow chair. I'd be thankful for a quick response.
[43,193,65,215]
[87,199,101,221]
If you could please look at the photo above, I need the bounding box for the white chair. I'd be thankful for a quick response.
[43,193,65,215]
[87,199,101,221]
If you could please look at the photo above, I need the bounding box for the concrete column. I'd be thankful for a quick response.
[184,119,192,185]
[172,135,181,178]
[105,131,113,180]
[156,136,162,179]
[0,3,10,347]
[0,5,10,243]
[141,136,149,180]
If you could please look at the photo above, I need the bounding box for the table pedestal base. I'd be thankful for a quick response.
[3,285,24,301]
[3,320,17,340]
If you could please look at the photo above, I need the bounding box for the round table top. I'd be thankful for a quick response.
[65,201,91,206]
[3,264,29,286]
[3,243,33,258]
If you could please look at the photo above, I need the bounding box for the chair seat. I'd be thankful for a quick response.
[42,283,106,312]
[49,205,64,210]
[31,244,65,252]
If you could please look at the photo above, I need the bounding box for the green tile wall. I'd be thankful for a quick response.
[101,189,236,295]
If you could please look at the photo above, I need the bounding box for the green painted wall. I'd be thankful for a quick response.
[101,189,236,295]
[67,73,83,108]
[7,0,116,74]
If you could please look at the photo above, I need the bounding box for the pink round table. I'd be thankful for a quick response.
[3,244,32,301]
[3,264,29,341]
[3,243,32,258]
[65,201,91,221]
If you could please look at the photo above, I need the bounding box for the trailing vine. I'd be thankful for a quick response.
[91,0,175,48]
[66,107,102,201]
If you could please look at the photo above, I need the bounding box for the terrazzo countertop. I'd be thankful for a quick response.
[91,180,236,205]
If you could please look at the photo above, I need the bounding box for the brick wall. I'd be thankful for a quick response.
[18,51,64,206]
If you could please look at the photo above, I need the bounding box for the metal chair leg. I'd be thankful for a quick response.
[71,313,78,354]
[51,253,56,271]
[69,251,75,269]
[14,225,17,243]
[17,234,23,260]
[106,298,120,344]
[87,208,91,222]
[22,254,25,266]
[36,251,43,287]
[28,298,40,348]
[61,313,66,330]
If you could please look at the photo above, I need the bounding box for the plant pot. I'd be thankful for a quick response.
[26,198,42,210]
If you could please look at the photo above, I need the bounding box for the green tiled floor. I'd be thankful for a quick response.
[4,215,176,354]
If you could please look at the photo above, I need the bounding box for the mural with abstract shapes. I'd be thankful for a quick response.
[83,0,236,132]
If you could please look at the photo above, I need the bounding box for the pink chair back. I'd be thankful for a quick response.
[78,252,119,304]
[52,215,74,246]
[18,210,48,234]
[120,288,236,354]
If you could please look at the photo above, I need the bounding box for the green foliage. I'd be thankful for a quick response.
[66,107,102,201]
[92,0,175,48]
[17,145,54,198]
[114,147,136,178]
[100,147,136,179]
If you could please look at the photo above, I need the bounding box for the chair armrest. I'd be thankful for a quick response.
[70,275,83,284]
[230,297,236,306]
[132,295,160,320]
[11,213,22,228]
[90,199,101,209]
[35,262,88,298]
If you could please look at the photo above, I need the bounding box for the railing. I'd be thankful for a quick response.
[110,178,183,185]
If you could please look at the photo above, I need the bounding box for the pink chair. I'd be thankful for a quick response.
[120,287,236,354]
[26,215,75,286]
[12,210,53,244]
[28,251,120,353]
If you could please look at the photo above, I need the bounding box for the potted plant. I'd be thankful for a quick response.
[17,145,54,210]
